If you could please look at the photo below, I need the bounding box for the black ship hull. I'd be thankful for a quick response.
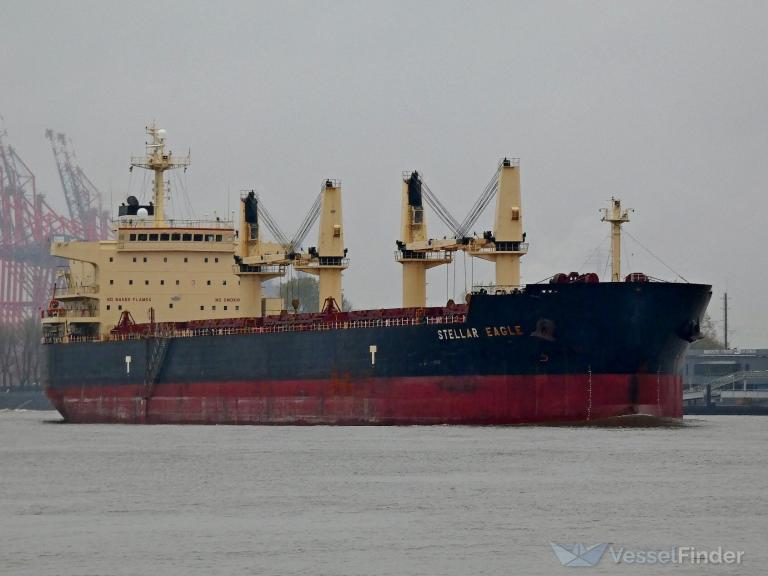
[45,282,712,424]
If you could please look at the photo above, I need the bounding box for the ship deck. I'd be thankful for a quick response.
[43,303,469,344]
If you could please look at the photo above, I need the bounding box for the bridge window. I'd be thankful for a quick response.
[138,234,147,241]
[182,233,192,241]
[109,279,114,285]
[143,257,148,263]
[200,305,205,311]
[204,257,209,263]
[129,280,133,285]
[132,257,137,263]
[194,234,203,242]
[129,234,136,241]
[215,235,223,242]
[215,257,219,263]
[169,303,174,309]
[160,233,170,241]
[160,280,165,286]
[149,234,158,241]
[205,234,214,242]
[171,233,181,241]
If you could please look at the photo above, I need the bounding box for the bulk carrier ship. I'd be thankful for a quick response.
[42,126,711,424]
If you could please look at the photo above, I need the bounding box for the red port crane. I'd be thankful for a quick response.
[46,129,111,241]
[0,128,109,325]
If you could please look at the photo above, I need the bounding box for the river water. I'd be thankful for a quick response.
[0,411,765,575]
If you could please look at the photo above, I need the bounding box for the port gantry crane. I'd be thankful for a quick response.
[396,158,528,307]
[0,128,106,326]
[46,129,112,241]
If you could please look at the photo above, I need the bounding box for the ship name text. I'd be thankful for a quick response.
[436,325,524,341]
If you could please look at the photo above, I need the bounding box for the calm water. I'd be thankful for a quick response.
[0,411,765,576]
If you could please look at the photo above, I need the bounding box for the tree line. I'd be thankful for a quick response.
[0,318,43,388]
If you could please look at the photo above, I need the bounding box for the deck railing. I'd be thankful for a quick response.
[41,305,98,319]
[42,313,467,344]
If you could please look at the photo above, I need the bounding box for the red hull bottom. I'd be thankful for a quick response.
[47,374,682,425]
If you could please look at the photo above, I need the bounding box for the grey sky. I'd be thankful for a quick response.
[2,0,766,346]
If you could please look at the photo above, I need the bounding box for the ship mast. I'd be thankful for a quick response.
[600,197,632,282]
[130,124,190,226]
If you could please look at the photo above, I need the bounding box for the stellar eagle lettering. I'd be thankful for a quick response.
[436,325,524,340]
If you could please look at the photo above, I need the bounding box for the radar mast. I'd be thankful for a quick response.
[600,197,632,282]
[130,124,190,226]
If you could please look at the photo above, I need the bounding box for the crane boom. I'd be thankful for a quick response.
[289,190,322,253]
[45,130,111,240]
[252,195,291,248]
[457,165,500,238]
[420,179,462,237]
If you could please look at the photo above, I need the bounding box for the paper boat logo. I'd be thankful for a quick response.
[550,542,609,567]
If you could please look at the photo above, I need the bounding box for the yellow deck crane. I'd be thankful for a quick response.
[233,191,292,317]
[235,179,349,314]
[395,158,529,306]
[295,180,349,311]
[467,158,528,290]
[395,171,456,308]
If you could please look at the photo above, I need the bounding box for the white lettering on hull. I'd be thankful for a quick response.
[437,325,523,341]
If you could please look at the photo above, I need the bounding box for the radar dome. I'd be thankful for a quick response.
[157,128,167,140]
[137,207,149,218]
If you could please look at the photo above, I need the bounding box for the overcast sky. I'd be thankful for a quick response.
[2,0,766,346]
